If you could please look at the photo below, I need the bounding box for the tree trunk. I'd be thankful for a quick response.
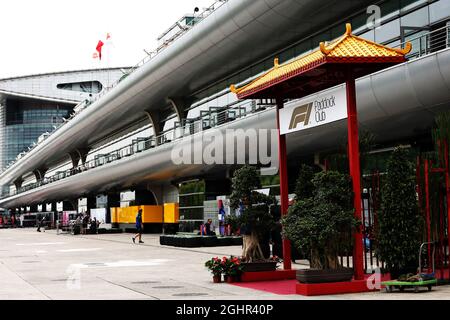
[310,248,323,269]
[325,253,340,269]
[325,245,341,269]
[242,232,264,262]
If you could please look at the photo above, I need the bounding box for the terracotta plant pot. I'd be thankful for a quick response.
[226,275,236,283]
[213,274,222,283]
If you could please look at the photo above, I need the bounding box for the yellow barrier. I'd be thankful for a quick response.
[111,207,118,223]
[164,203,179,223]
[111,204,179,224]
[142,205,163,223]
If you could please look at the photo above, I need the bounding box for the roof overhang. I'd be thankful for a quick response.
[232,24,411,100]
[0,89,78,105]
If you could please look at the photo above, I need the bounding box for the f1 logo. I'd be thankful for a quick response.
[289,103,312,130]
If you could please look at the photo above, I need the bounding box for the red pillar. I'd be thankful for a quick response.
[444,141,450,277]
[345,71,364,280]
[424,159,432,270]
[276,97,292,270]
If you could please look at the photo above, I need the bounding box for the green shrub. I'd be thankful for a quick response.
[376,147,423,274]
[283,170,358,269]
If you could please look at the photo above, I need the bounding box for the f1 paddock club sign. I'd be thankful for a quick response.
[279,85,347,135]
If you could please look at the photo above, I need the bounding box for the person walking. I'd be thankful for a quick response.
[37,217,46,232]
[132,209,144,244]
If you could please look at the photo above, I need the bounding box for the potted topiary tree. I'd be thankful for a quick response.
[229,165,278,271]
[376,147,423,279]
[283,169,358,283]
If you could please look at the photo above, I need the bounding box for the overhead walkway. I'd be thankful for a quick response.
[1,45,449,208]
[0,0,376,187]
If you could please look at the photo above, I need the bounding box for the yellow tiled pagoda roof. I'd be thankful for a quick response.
[231,23,411,99]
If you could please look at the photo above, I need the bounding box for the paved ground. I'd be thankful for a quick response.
[1,228,449,300]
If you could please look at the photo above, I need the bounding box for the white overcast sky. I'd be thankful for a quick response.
[0,0,213,78]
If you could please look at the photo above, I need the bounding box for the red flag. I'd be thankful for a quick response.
[96,40,104,60]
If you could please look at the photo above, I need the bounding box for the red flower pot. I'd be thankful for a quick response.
[226,276,235,283]
[213,274,222,283]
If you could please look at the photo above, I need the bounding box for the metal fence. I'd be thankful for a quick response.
[361,171,385,273]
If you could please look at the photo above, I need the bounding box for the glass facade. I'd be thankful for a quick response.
[2,98,73,170]
[189,0,450,107]
[179,180,205,219]
[173,0,450,228]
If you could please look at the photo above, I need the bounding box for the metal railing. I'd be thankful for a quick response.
[3,21,449,185]
[5,99,271,198]
[402,24,450,59]
[2,0,229,172]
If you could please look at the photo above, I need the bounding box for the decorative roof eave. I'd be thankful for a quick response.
[231,23,412,100]
[232,58,328,99]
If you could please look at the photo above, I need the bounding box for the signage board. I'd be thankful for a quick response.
[280,85,347,135]
[90,208,106,223]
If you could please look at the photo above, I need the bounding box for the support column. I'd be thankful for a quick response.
[144,111,165,146]
[276,98,292,270]
[444,141,450,277]
[169,97,191,139]
[14,177,23,190]
[88,196,96,215]
[69,148,90,169]
[69,151,81,168]
[424,160,432,272]
[33,167,47,181]
[168,97,189,122]
[79,149,90,166]
[147,185,163,205]
[107,193,120,224]
[346,70,364,280]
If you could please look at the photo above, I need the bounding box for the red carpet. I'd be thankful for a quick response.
[232,280,297,295]
[232,273,395,296]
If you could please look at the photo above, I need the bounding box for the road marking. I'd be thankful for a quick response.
[57,248,102,253]
[105,259,169,267]
[16,242,66,246]
[71,259,170,269]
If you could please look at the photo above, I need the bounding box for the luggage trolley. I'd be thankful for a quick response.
[382,242,438,293]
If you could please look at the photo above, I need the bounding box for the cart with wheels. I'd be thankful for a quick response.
[382,279,437,293]
[381,242,437,293]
